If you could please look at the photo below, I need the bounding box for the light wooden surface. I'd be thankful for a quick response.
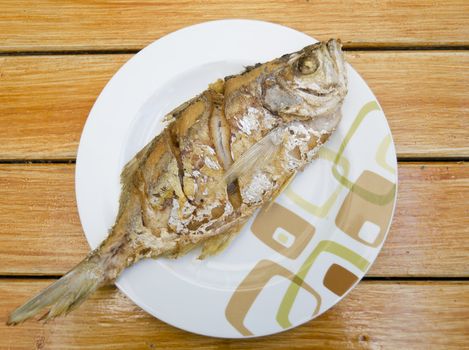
[1,163,467,277]
[1,52,468,160]
[1,280,468,350]
[0,55,130,160]
[1,0,468,51]
[1,1,468,349]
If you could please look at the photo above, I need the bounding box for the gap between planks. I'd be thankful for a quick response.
[1,45,469,57]
[1,275,469,281]
[0,158,468,164]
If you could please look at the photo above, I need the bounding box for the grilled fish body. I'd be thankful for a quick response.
[8,39,347,325]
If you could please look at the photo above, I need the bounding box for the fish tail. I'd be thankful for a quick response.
[7,251,108,325]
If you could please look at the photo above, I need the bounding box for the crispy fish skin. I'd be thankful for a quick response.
[8,39,347,325]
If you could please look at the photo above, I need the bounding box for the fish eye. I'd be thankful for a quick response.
[297,55,319,75]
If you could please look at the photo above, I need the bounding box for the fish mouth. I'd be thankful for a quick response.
[301,38,343,64]
[326,39,344,59]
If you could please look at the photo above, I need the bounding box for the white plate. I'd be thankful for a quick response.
[76,19,397,338]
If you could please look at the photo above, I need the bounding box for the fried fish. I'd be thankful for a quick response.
[8,39,347,325]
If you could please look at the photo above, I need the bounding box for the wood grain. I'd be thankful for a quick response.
[1,280,468,349]
[0,163,467,277]
[0,55,130,160]
[0,164,87,276]
[367,162,469,277]
[1,1,468,52]
[0,51,468,160]
[1,2,467,348]
[347,51,469,158]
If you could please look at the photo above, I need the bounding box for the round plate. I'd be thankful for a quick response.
[76,19,397,338]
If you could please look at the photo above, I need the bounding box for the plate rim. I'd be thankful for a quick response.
[75,18,398,338]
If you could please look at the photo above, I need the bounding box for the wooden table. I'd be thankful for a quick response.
[1,1,468,349]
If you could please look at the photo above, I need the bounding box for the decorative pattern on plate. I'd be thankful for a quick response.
[225,101,397,336]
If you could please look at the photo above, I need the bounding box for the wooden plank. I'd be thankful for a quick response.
[0,164,88,275]
[1,280,468,349]
[1,1,468,52]
[367,162,469,277]
[346,51,469,158]
[0,163,467,277]
[0,51,468,160]
[0,55,130,160]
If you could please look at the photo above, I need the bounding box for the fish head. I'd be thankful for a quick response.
[262,39,348,128]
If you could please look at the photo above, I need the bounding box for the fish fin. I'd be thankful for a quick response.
[7,254,106,325]
[121,156,140,186]
[208,79,224,94]
[120,132,165,186]
[199,232,234,259]
[199,219,248,259]
[168,217,247,260]
[164,241,199,259]
[163,94,203,124]
[223,127,282,185]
